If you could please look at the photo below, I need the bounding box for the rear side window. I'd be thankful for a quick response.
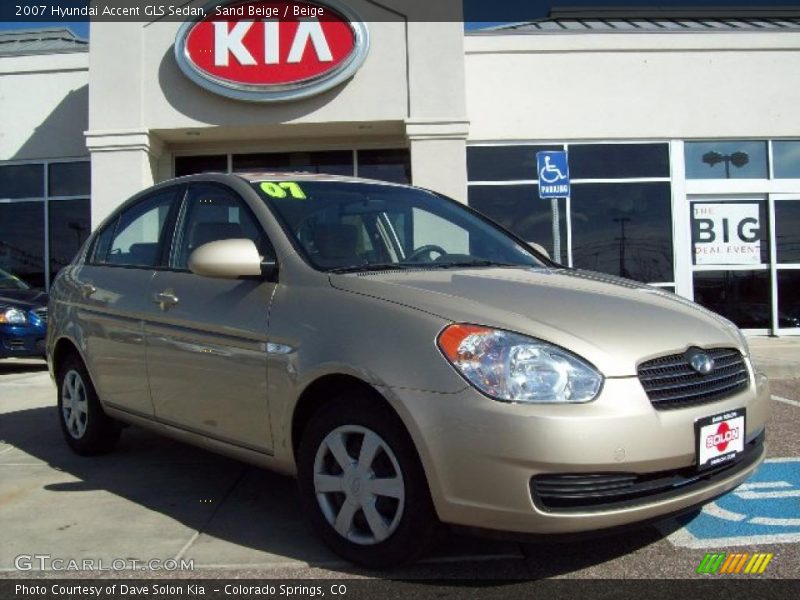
[171,184,273,269]
[97,190,177,267]
[90,218,117,263]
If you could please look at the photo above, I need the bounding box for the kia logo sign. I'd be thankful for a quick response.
[175,0,369,102]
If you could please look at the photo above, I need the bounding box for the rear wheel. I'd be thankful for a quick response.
[57,354,121,455]
[297,393,439,567]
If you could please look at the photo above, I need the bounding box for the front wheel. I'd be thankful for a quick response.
[297,394,439,567]
[57,355,121,455]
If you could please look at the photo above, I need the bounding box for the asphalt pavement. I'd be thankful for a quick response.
[0,346,798,582]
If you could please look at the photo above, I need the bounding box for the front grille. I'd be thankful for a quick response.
[531,432,763,512]
[4,338,26,350]
[638,347,749,409]
[32,308,48,324]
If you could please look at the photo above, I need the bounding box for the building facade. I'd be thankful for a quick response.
[1,4,800,335]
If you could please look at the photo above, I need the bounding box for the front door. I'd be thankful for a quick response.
[145,183,276,452]
[689,197,773,333]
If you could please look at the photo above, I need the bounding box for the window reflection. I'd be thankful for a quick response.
[233,151,353,175]
[49,162,90,197]
[570,183,673,283]
[772,141,800,179]
[693,270,771,329]
[685,141,768,179]
[0,202,45,288]
[778,271,800,328]
[468,185,567,263]
[49,199,90,282]
[358,149,411,183]
[568,143,669,179]
[775,201,800,264]
[175,155,227,177]
[0,164,43,199]
[467,145,562,181]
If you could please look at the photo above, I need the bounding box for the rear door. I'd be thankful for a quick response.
[145,182,276,452]
[74,186,182,416]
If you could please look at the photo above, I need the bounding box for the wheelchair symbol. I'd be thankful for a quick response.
[662,458,800,548]
[539,155,567,183]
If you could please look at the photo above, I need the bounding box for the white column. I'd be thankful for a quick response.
[670,140,693,300]
[85,130,164,226]
[405,119,469,203]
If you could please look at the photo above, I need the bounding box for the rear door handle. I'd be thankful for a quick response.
[80,283,96,298]
[153,291,179,310]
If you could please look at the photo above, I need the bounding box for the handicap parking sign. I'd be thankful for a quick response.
[664,458,800,547]
[537,151,570,199]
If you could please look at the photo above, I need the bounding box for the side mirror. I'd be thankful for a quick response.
[528,241,551,260]
[188,239,274,279]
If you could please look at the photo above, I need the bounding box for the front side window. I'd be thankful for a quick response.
[0,268,31,291]
[253,181,544,272]
[172,184,271,269]
[100,190,177,267]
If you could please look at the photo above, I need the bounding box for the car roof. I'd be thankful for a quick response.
[232,171,407,187]
[164,171,405,187]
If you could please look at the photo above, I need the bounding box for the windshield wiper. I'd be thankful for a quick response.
[422,260,523,269]
[329,260,528,274]
[328,263,419,274]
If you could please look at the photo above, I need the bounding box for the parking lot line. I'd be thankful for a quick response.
[772,395,800,408]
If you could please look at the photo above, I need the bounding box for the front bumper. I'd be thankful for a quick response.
[0,325,47,358]
[386,363,769,535]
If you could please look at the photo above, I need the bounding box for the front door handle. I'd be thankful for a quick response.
[153,291,179,310]
[80,283,96,298]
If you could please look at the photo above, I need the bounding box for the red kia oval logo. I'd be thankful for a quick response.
[175,0,369,102]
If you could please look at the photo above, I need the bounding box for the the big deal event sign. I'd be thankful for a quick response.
[693,203,762,266]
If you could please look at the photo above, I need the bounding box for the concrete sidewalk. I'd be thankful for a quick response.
[748,336,800,380]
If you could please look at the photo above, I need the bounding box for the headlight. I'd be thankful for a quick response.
[0,308,28,325]
[437,324,603,404]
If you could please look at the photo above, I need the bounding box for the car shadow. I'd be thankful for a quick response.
[0,359,48,375]
[0,406,673,579]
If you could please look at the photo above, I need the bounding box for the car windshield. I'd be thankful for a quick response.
[0,268,31,291]
[252,180,546,272]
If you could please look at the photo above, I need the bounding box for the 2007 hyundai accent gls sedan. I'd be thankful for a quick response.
[47,173,768,567]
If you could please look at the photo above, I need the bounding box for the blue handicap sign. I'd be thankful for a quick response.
[537,151,570,199]
[665,458,800,547]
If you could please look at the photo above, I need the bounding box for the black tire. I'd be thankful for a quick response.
[57,354,121,455]
[297,392,440,568]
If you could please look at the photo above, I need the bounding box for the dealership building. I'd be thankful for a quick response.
[1,3,800,335]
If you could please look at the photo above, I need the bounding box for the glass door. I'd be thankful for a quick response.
[774,196,800,334]
[689,197,773,334]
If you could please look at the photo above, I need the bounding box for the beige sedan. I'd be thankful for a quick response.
[47,173,768,567]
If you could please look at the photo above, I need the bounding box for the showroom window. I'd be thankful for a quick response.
[175,149,412,184]
[467,143,674,285]
[175,155,227,177]
[0,160,91,290]
[772,141,800,179]
[685,141,769,179]
[685,139,800,333]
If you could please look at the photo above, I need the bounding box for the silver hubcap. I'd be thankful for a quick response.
[313,425,405,545]
[62,370,88,439]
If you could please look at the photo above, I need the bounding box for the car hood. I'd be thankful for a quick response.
[329,267,745,377]
[0,288,48,309]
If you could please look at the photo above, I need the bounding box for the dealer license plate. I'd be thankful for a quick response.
[695,408,746,471]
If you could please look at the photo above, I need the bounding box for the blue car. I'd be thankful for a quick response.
[0,269,48,359]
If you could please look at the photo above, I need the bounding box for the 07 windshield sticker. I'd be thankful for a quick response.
[260,181,307,200]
